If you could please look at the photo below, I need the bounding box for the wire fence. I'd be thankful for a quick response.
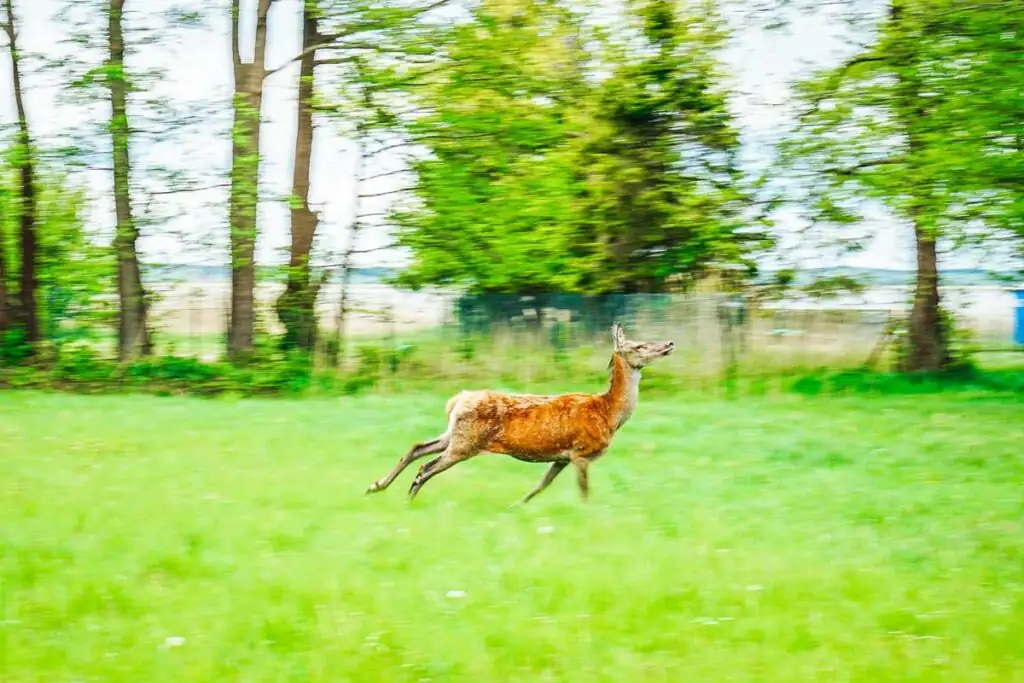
[128,280,1021,384]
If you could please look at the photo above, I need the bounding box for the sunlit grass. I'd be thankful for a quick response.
[1,390,1022,681]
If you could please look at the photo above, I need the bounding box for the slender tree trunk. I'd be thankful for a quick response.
[3,0,38,344]
[228,0,273,361]
[0,187,9,332]
[108,0,150,360]
[277,2,321,351]
[331,138,366,367]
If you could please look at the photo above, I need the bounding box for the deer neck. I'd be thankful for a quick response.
[604,352,641,431]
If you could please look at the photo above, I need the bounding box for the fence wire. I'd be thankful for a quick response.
[123,281,1019,383]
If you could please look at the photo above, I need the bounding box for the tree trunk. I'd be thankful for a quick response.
[0,187,9,332]
[905,224,949,371]
[276,3,321,352]
[228,0,273,361]
[108,0,150,360]
[3,0,38,345]
[331,137,367,368]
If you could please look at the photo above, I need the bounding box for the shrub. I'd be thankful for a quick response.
[53,343,116,386]
[0,327,32,367]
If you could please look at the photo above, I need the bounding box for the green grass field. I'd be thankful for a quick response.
[2,389,1023,681]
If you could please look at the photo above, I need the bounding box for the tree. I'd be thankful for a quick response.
[391,0,758,295]
[573,0,752,292]
[107,0,150,359]
[1,153,110,346]
[276,0,322,352]
[774,0,1023,371]
[327,59,407,364]
[330,136,365,365]
[2,0,39,344]
[5,163,108,342]
[34,175,111,343]
[51,0,212,357]
[228,0,275,361]
[273,0,452,352]
[391,0,607,293]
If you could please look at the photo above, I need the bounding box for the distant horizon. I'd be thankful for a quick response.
[143,263,1022,287]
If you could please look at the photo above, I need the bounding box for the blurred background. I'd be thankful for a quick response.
[0,0,1021,391]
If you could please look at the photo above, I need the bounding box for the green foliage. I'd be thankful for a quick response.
[777,1,1024,246]
[919,2,1024,240]
[52,342,117,385]
[336,342,417,394]
[0,326,31,366]
[789,364,1024,395]
[388,0,589,293]
[36,178,113,341]
[125,355,238,394]
[573,0,757,291]
[391,0,763,294]
[1,157,110,341]
[38,343,307,396]
[271,351,315,394]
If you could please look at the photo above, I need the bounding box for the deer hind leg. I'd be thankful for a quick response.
[516,461,569,505]
[407,432,485,501]
[366,434,450,494]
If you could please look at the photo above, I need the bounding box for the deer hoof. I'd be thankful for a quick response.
[365,482,383,494]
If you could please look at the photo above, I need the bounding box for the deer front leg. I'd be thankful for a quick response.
[570,447,606,501]
[573,458,590,501]
[366,435,449,494]
[516,461,569,505]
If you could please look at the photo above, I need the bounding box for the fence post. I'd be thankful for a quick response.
[387,303,398,374]
[718,293,746,397]
[550,319,567,365]
[1013,288,1024,346]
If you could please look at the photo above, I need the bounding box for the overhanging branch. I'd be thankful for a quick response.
[263,0,453,80]
[147,182,230,196]
[359,187,416,199]
[832,157,906,177]
[361,168,411,182]
[349,242,399,254]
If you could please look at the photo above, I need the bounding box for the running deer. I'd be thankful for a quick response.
[365,322,674,503]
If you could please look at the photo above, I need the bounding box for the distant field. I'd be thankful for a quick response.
[2,390,1023,681]
[148,282,456,338]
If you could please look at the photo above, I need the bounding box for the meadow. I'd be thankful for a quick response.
[1,387,1023,681]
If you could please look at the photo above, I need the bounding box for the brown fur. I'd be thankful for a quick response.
[365,322,674,503]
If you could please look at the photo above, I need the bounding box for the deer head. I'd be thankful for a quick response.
[612,322,674,368]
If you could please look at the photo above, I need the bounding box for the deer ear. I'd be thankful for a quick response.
[612,322,627,350]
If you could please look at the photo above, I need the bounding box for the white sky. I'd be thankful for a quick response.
[0,0,1017,273]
